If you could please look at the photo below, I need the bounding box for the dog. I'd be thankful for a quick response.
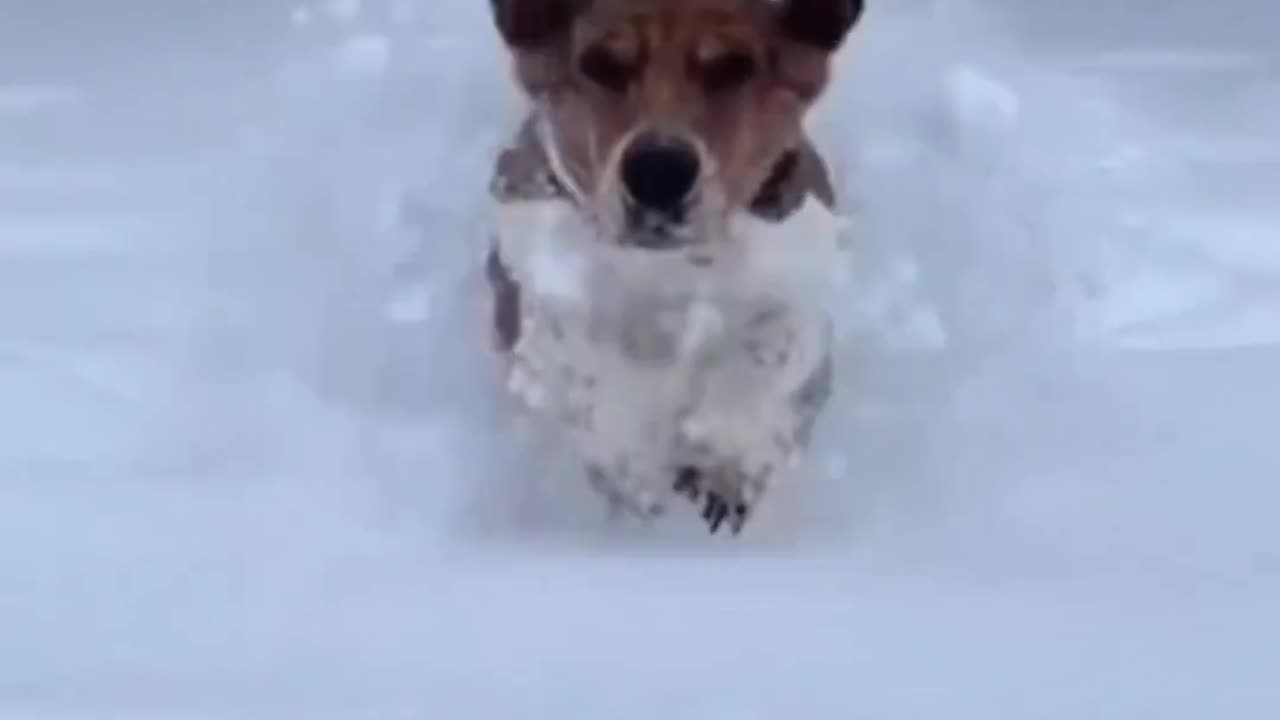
[484,0,861,534]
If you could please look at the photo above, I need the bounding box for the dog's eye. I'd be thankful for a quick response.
[698,52,756,94]
[578,46,635,93]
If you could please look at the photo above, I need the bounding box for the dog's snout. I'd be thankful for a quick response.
[620,133,700,216]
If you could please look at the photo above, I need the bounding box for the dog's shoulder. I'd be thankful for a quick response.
[748,140,837,222]
[486,113,578,354]
[489,115,568,204]
[486,117,539,354]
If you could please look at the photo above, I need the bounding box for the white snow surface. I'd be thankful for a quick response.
[2,0,1279,717]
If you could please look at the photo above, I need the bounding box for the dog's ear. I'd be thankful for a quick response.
[490,0,587,50]
[776,0,864,52]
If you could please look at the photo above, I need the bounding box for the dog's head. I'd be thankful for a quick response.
[491,0,861,250]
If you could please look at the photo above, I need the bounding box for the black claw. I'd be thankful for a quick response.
[705,494,730,534]
[708,513,724,534]
[675,466,752,535]
[674,466,701,501]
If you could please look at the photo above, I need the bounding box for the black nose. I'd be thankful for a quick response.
[620,132,701,217]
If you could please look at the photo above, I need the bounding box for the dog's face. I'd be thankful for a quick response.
[492,0,862,250]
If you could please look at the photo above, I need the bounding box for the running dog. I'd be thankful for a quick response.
[485,0,861,534]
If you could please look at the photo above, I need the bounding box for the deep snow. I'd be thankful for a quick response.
[2,0,1279,717]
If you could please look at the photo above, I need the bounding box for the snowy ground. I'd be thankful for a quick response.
[2,0,1279,717]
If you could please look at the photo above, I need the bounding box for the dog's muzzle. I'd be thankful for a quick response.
[619,131,701,250]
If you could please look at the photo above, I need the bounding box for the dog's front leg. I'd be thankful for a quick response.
[674,408,798,534]
[673,306,831,533]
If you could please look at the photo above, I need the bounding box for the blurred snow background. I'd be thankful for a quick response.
[2,0,1279,717]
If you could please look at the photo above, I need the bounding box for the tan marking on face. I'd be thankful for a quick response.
[517,0,838,243]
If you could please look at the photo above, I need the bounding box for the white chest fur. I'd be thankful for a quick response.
[492,196,848,515]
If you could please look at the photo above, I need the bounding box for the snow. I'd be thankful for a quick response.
[3,0,1280,717]
[0,84,84,114]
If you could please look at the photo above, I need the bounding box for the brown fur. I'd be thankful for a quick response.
[493,0,860,239]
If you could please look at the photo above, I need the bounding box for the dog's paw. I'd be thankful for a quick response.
[700,490,751,535]
[672,465,760,535]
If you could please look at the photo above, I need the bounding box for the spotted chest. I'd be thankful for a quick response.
[492,208,836,527]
